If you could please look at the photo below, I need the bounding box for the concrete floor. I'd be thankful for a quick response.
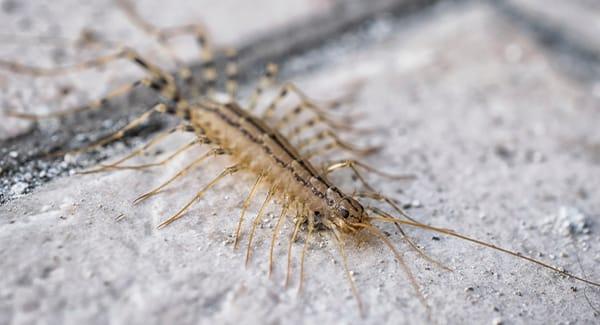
[1,1,600,324]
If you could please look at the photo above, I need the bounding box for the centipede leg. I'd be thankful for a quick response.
[263,82,356,119]
[245,185,278,266]
[284,114,375,142]
[325,160,416,182]
[93,137,206,171]
[247,63,278,111]
[157,164,241,229]
[98,124,193,171]
[49,102,169,158]
[302,137,381,161]
[3,48,177,119]
[298,212,314,293]
[116,0,210,71]
[133,147,229,204]
[225,48,238,101]
[233,173,266,249]
[284,209,303,288]
[268,201,290,278]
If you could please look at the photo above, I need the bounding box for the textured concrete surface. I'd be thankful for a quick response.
[1,1,600,325]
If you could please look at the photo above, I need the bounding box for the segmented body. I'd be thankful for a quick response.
[190,99,361,230]
[2,0,599,319]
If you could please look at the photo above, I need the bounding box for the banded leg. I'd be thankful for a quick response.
[245,185,278,266]
[92,137,204,171]
[300,132,381,160]
[268,201,290,278]
[247,63,278,111]
[274,102,342,128]
[116,0,211,71]
[263,82,347,119]
[234,173,266,249]
[133,147,230,204]
[284,113,373,142]
[225,48,238,101]
[3,48,177,119]
[50,103,168,158]
[93,124,194,170]
[157,164,241,229]
[325,159,416,181]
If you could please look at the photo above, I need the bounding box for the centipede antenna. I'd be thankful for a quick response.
[353,223,431,316]
[369,209,600,288]
[332,230,365,317]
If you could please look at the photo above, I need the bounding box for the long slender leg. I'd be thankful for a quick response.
[268,201,290,278]
[133,147,229,204]
[116,0,181,65]
[274,103,349,131]
[245,185,278,266]
[6,78,144,120]
[296,129,378,153]
[116,0,211,70]
[325,159,416,182]
[284,114,374,142]
[284,208,304,288]
[248,63,278,111]
[298,213,315,293]
[332,230,364,316]
[157,164,241,229]
[3,48,177,119]
[49,102,168,158]
[225,48,238,101]
[91,138,203,171]
[324,160,415,210]
[302,138,380,161]
[233,173,266,249]
[263,82,353,119]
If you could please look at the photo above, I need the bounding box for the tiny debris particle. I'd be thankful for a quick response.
[556,206,590,236]
[465,287,474,292]
[432,236,440,241]
[9,151,18,158]
[492,317,504,325]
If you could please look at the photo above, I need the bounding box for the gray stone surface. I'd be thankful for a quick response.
[1,1,600,325]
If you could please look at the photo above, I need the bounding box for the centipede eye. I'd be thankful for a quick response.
[340,208,350,219]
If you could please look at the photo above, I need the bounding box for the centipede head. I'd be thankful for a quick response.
[326,188,368,233]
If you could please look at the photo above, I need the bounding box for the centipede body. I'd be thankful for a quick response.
[2,0,600,323]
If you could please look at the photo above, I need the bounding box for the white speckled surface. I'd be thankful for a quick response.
[1,1,600,325]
